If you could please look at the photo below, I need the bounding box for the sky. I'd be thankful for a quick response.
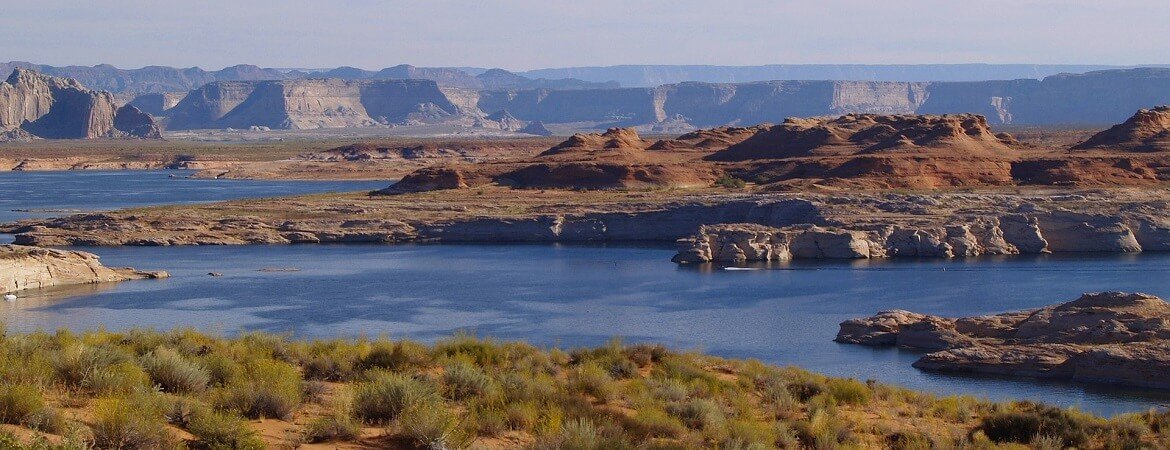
[2,0,1168,71]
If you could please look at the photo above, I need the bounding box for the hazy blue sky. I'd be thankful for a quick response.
[2,0,1167,70]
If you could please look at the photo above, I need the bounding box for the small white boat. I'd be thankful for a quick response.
[3,294,16,302]
[722,267,761,271]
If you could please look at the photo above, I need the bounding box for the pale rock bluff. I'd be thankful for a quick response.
[0,69,161,140]
[1,244,167,294]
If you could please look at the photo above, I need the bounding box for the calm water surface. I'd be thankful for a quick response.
[2,171,1169,416]
[0,170,388,224]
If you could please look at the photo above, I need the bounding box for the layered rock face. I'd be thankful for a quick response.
[836,292,1170,389]
[479,68,1170,127]
[705,114,1020,189]
[672,209,1158,263]
[1,244,166,294]
[0,69,160,139]
[165,79,463,130]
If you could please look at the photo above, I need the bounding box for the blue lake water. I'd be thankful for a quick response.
[0,170,389,224]
[2,171,1170,416]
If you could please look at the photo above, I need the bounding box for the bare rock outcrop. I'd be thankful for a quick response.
[0,69,161,140]
[378,166,470,194]
[837,292,1170,389]
[1,244,166,294]
[1073,106,1170,152]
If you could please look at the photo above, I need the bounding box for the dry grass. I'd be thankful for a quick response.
[0,328,1166,449]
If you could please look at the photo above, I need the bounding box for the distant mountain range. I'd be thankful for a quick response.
[0,62,618,99]
[8,62,1170,99]
[517,64,1170,87]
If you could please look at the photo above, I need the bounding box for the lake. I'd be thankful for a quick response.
[2,170,1169,416]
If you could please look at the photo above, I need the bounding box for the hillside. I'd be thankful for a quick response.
[0,69,160,140]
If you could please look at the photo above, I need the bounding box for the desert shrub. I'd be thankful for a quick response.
[715,174,747,189]
[532,418,634,450]
[628,407,687,439]
[1030,434,1065,450]
[362,340,431,372]
[443,361,496,400]
[51,344,131,390]
[979,404,1094,447]
[434,333,503,366]
[979,411,1042,444]
[624,343,668,368]
[197,353,240,386]
[498,372,558,403]
[724,419,779,449]
[352,372,435,424]
[304,410,362,443]
[0,384,45,426]
[826,378,871,405]
[886,431,934,450]
[794,409,850,450]
[667,398,726,431]
[91,394,175,450]
[299,341,363,382]
[569,363,616,402]
[649,378,689,403]
[85,361,151,396]
[505,401,541,430]
[187,407,264,450]
[398,398,472,450]
[787,379,827,402]
[141,347,210,393]
[468,402,508,437]
[217,358,302,419]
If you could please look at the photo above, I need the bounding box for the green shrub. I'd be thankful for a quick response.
[304,410,362,443]
[826,378,871,405]
[217,358,302,419]
[362,340,431,372]
[979,404,1093,447]
[443,361,496,400]
[569,363,616,402]
[85,361,151,396]
[141,347,210,394]
[91,394,175,450]
[0,384,45,425]
[667,398,726,431]
[398,399,471,450]
[980,412,1041,444]
[352,372,435,424]
[505,401,541,430]
[468,402,508,437]
[434,333,503,366]
[886,431,933,450]
[51,344,130,390]
[626,407,687,439]
[198,353,241,387]
[187,407,264,450]
[715,174,747,189]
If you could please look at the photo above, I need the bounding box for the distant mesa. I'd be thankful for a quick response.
[1073,106,1170,152]
[648,124,770,151]
[517,120,553,136]
[538,127,649,157]
[706,114,1016,161]
[378,166,470,194]
[481,109,525,132]
[0,68,162,140]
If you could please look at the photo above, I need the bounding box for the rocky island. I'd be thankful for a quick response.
[837,292,1170,389]
[0,244,166,294]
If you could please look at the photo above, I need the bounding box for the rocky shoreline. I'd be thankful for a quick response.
[836,292,1170,389]
[1,244,166,294]
[4,189,1168,263]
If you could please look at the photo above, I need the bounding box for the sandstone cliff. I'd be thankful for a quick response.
[1,244,166,294]
[0,69,161,139]
[165,79,465,130]
[836,292,1170,389]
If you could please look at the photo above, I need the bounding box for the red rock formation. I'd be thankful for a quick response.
[1073,106,1170,152]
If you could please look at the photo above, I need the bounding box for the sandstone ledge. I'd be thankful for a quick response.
[1,244,167,294]
[836,292,1170,389]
